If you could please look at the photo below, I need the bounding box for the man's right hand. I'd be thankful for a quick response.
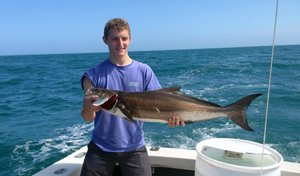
[83,94,102,112]
[81,77,101,122]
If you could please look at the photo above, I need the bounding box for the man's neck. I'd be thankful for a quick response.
[109,55,132,66]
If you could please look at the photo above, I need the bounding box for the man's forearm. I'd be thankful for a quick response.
[81,108,96,123]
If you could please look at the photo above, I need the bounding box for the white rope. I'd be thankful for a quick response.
[261,0,279,174]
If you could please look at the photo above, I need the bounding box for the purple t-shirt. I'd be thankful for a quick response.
[81,59,161,152]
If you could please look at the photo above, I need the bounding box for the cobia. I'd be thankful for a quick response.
[85,87,262,131]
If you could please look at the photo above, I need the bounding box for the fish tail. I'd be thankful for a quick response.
[225,93,262,131]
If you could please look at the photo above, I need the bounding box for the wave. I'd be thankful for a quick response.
[10,123,93,176]
[144,122,241,150]
[268,140,300,163]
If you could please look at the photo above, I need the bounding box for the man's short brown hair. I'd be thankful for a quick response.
[104,18,131,39]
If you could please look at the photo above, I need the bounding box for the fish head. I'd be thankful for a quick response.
[85,88,116,106]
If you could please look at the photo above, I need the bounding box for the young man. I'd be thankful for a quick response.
[80,18,184,176]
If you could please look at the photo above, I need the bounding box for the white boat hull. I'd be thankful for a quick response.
[33,145,300,176]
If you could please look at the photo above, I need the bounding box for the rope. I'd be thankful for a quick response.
[261,0,279,174]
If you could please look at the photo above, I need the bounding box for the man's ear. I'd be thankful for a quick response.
[103,36,108,44]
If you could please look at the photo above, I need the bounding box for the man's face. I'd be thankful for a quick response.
[104,28,131,57]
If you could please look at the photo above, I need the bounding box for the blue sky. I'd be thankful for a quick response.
[0,0,299,56]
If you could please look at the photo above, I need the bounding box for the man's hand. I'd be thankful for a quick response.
[83,94,102,112]
[81,78,102,122]
[81,93,102,123]
[168,116,185,127]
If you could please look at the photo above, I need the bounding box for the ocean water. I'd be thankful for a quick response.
[0,45,299,175]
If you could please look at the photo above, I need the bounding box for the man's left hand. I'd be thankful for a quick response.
[168,116,185,127]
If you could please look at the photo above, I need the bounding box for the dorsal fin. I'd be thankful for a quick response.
[156,86,181,92]
[180,94,222,107]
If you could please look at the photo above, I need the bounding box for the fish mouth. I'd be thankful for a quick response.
[93,97,110,106]
[84,89,112,106]
[85,89,117,108]
[97,94,118,110]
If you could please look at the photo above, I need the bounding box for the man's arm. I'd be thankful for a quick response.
[81,77,101,123]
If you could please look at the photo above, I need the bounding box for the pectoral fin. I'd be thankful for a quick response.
[116,102,134,122]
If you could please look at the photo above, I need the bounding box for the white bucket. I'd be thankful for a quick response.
[195,138,283,176]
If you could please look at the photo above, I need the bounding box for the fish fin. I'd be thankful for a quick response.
[184,120,194,124]
[116,102,134,122]
[157,86,181,92]
[182,94,222,107]
[225,93,263,131]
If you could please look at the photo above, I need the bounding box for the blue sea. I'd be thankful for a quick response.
[0,45,299,176]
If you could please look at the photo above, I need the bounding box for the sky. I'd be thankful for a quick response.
[0,0,299,56]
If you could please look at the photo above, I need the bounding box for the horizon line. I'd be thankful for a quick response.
[1,44,299,57]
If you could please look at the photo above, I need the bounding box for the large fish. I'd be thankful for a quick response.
[85,87,262,131]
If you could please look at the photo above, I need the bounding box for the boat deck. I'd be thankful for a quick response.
[34,146,300,176]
